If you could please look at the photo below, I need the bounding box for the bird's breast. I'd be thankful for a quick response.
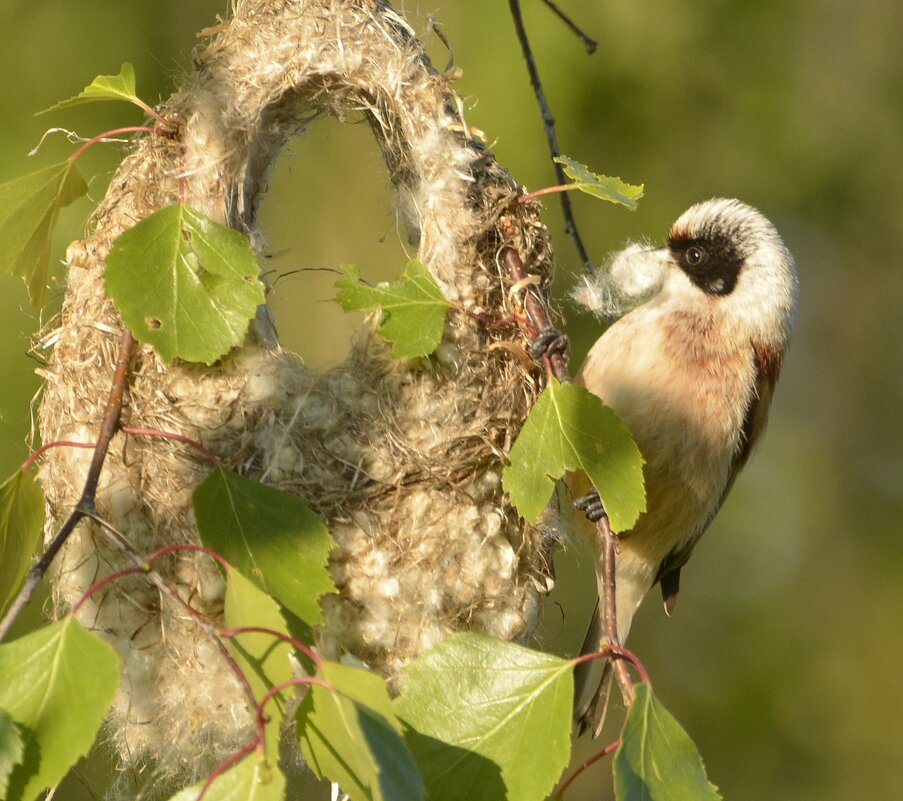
[577,305,756,550]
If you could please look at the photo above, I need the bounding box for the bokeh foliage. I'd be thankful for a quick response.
[1,1,900,799]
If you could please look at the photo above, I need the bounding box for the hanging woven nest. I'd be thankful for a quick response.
[37,0,558,782]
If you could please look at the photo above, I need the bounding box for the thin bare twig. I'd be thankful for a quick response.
[0,330,135,643]
[507,0,594,273]
[540,0,598,53]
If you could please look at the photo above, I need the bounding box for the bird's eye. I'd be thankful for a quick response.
[685,246,706,267]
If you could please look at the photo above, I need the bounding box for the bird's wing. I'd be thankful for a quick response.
[655,342,783,612]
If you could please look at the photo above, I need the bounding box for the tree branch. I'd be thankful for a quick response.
[598,514,635,704]
[0,329,134,643]
[499,220,635,708]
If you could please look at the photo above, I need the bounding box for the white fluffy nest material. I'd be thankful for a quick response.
[37,0,557,784]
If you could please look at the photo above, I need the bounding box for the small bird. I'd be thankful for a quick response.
[570,198,798,735]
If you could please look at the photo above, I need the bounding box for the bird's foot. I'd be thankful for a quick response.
[574,490,606,523]
[528,326,570,363]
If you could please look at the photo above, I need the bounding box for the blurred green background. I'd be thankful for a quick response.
[1,0,901,799]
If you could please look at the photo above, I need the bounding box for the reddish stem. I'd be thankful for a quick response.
[85,511,261,730]
[257,676,334,720]
[133,100,175,131]
[219,627,322,669]
[500,224,641,712]
[571,643,651,687]
[193,677,332,801]
[555,738,621,798]
[120,426,220,465]
[194,741,259,801]
[69,126,157,163]
[21,440,96,474]
[70,565,148,617]
[513,184,575,204]
[144,543,232,574]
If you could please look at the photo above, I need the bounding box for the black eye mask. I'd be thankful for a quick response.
[667,234,743,296]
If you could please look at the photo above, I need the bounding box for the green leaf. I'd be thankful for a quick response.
[614,684,722,801]
[0,618,120,801]
[38,63,145,114]
[224,570,294,695]
[554,156,644,210]
[0,709,24,800]
[335,261,451,358]
[105,204,265,364]
[223,570,292,762]
[502,378,645,530]
[0,470,44,615]
[394,633,572,801]
[0,161,88,306]
[194,467,336,627]
[166,753,285,801]
[297,662,424,801]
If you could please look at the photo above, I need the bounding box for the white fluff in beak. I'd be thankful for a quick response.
[570,243,669,318]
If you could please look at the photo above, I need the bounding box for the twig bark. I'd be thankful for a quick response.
[499,230,569,384]
[598,514,635,703]
[499,220,634,708]
[539,0,598,54]
[0,329,135,643]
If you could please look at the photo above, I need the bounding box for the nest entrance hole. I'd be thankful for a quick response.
[259,114,413,369]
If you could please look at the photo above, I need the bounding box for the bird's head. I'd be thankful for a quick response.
[664,198,798,349]
[573,198,798,350]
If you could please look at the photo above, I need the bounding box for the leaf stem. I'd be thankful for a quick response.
[219,626,322,669]
[85,512,263,747]
[190,674,333,800]
[120,425,221,466]
[571,642,650,687]
[194,741,258,801]
[555,738,621,798]
[70,565,148,617]
[68,126,157,164]
[257,676,334,718]
[133,99,174,131]
[514,184,576,205]
[21,440,96,474]
[144,543,232,574]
